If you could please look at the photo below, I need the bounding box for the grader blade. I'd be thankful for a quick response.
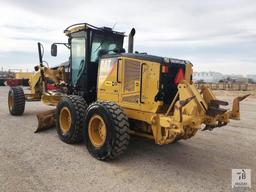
[35,109,56,133]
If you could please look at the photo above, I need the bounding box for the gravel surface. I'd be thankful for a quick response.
[0,87,255,192]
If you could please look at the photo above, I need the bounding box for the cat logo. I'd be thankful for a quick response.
[105,81,118,87]
[105,81,112,86]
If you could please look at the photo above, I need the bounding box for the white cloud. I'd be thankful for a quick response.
[0,0,256,74]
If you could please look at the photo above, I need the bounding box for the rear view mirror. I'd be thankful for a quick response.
[51,44,57,56]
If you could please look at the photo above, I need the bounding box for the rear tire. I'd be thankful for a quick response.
[84,101,130,160]
[56,95,87,144]
[8,87,25,115]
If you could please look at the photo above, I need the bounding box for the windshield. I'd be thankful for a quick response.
[90,33,123,62]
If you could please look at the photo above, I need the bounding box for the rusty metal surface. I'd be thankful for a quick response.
[35,109,56,133]
[209,99,228,106]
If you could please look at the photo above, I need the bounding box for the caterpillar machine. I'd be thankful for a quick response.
[8,23,250,160]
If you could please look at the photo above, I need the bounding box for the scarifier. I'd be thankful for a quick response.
[8,23,250,160]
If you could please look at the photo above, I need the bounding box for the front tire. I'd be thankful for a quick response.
[84,101,130,160]
[56,95,87,144]
[8,87,25,115]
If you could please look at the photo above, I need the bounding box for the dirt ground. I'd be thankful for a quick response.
[0,86,255,192]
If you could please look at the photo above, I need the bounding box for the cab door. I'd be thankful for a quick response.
[71,37,86,86]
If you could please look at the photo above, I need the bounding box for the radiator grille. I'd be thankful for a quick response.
[124,59,141,92]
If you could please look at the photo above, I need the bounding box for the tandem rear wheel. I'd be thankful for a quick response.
[56,96,130,160]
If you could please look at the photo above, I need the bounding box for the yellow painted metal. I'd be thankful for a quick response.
[151,115,163,144]
[129,130,155,140]
[24,93,41,101]
[229,94,250,120]
[26,65,65,106]
[139,61,162,112]
[15,72,33,79]
[59,107,72,134]
[97,56,249,144]
[98,57,162,113]
[123,108,155,124]
[97,58,120,103]
[29,70,42,95]
[16,62,66,133]
[44,67,66,83]
[88,115,107,148]
[28,66,65,96]
[17,23,248,145]
[41,92,63,106]
[179,81,207,113]
[200,84,216,104]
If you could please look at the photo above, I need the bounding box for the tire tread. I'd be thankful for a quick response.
[90,100,130,160]
[57,95,87,144]
[9,87,25,115]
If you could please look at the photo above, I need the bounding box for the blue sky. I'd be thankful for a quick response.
[0,0,256,75]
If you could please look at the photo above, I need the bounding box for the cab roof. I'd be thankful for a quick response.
[64,22,125,36]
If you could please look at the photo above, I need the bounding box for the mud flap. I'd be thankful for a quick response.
[34,109,56,133]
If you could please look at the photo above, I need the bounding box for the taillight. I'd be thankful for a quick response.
[175,68,184,84]
[162,65,169,73]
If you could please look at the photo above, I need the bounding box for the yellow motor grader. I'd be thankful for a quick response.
[8,23,249,160]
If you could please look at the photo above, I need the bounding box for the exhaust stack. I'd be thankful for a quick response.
[128,28,136,53]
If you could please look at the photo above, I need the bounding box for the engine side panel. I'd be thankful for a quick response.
[97,56,162,113]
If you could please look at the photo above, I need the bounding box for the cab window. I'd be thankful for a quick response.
[91,33,123,62]
[71,37,86,85]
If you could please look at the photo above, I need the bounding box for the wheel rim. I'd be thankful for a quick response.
[88,115,107,148]
[8,92,14,111]
[59,107,72,134]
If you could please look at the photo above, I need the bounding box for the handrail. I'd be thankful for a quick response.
[140,63,146,103]
[116,59,122,83]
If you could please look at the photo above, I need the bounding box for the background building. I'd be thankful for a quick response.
[193,71,224,83]
[247,75,256,83]
[193,71,255,83]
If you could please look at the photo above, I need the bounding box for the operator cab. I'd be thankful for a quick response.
[51,23,124,103]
